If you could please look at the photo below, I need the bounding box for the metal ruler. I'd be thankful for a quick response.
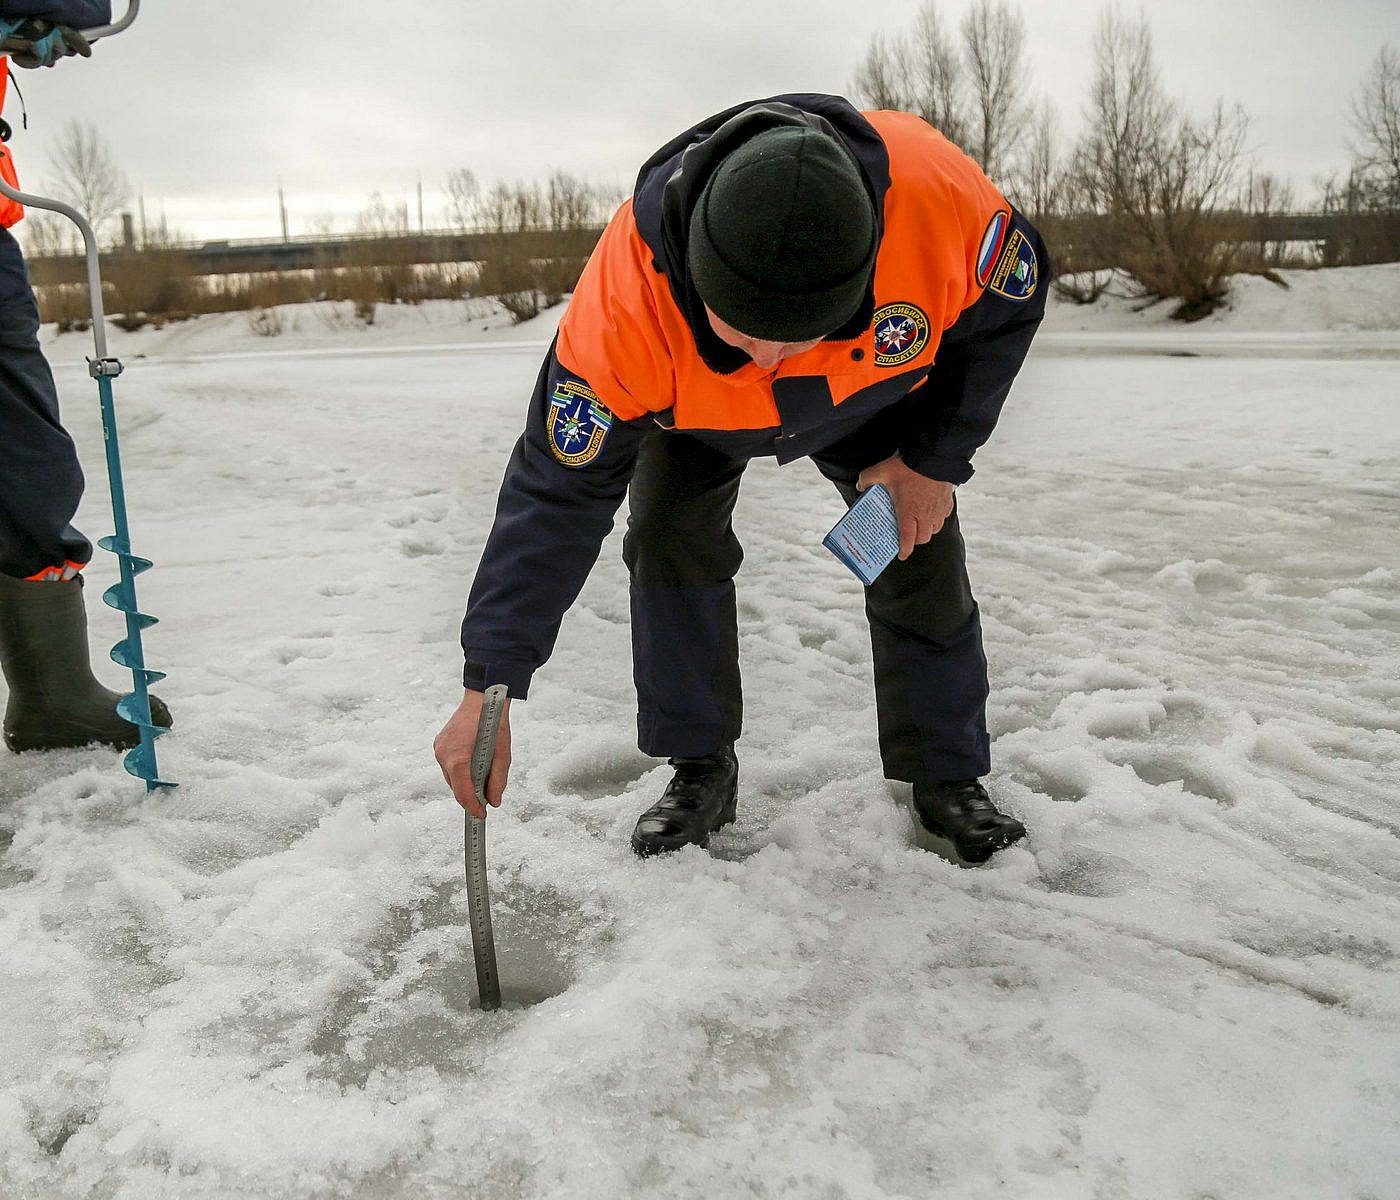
[465,683,507,1011]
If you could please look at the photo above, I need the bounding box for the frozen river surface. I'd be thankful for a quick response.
[2,306,1397,1199]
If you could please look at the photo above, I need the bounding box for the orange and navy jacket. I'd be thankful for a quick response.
[0,57,24,230]
[462,94,1049,697]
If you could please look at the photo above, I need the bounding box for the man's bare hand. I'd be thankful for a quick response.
[434,689,512,818]
[856,455,954,561]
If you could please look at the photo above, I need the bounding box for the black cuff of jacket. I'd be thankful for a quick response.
[899,447,975,485]
[463,655,535,700]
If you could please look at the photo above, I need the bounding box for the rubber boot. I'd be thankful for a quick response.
[631,744,738,857]
[910,779,1025,865]
[0,573,171,753]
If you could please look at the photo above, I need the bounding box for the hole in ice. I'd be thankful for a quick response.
[482,887,581,1005]
[308,881,587,1087]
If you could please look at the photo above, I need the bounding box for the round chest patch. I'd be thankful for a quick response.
[872,303,931,368]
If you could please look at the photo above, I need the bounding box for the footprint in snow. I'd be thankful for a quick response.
[1121,747,1237,805]
[542,750,655,801]
[1038,846,1145,898]
[399,536,445,558]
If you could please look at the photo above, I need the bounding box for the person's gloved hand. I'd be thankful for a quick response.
[0,18,93,69]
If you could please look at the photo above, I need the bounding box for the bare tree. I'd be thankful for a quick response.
[445,168,479,231]
[910,4,967,145]
[47,120,129,246]
[1064,9,1250,317]
[852,33,912,112]
[1009,96,1062,224]
[1241,170,1295,267]
[961,0,1029,181]
[852,3,966,147]
[1350,44,1400,203]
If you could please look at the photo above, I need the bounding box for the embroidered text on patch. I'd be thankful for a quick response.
[548,378,613,467]
[989,228,1038,302]
[872,302,931,368]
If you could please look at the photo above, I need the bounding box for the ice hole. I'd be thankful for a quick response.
[465,929,573,1012]
[458,883,589,1012]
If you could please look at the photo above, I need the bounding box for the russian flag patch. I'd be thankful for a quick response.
[976,210,1010,288]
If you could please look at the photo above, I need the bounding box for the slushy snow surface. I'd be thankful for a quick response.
[4,272,1399,1198]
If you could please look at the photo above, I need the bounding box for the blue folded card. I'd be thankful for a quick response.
[823,483,900,585]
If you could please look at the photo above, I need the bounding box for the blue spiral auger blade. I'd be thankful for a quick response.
[97,534,175,793]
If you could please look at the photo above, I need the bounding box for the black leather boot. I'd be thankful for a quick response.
[0,573,172,753]
[631,744,738,857]
[910,779,1026,865]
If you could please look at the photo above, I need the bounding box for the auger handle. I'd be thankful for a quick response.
[0,0,143,354]
[81,0,140,42]
[0,178,109,354]
[465,684,508,1010]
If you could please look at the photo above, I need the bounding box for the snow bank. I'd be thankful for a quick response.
[36,262,1400,372]
[38,296,562,366]
[1044,262,1400,333]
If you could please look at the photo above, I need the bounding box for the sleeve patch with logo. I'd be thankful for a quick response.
[988,228,1038,302]
[547,375,614,467]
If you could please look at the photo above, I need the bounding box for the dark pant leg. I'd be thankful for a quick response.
[812,423,991,783]
[0,231,91,580]
[623,432,747,758]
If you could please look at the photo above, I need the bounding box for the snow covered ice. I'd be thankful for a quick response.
[2,269,1398,1198]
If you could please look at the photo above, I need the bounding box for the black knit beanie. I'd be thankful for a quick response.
[687,125,877,343]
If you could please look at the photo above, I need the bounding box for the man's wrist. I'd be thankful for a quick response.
[462,654,534,700]
[898,447,973,486]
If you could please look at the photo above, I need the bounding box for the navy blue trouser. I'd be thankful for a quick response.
[0,227,91,580]
[623,404,992,783]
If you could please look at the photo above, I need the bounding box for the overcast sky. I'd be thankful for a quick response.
[7,0,1397,241]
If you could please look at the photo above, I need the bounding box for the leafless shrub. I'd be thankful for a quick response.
[450,170,611,323]
[103,217,197,331]
[37,283,93,331]
[342,193,413,324]
[106,251,196,330]
[471,181,547,321]
[246,305,284,337]
[1053,268,1113,306]
[1062,10,1250,319]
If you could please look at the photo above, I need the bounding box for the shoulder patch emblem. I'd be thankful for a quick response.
[872,303,931,368]
[976,210,1010,287]
[988,227,1038,302]
[548,376,613,467]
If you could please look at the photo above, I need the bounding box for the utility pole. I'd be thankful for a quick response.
[277,179,289,242]
[416,173,425,233]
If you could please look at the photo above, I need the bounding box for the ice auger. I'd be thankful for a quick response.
[0,1,171,791]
